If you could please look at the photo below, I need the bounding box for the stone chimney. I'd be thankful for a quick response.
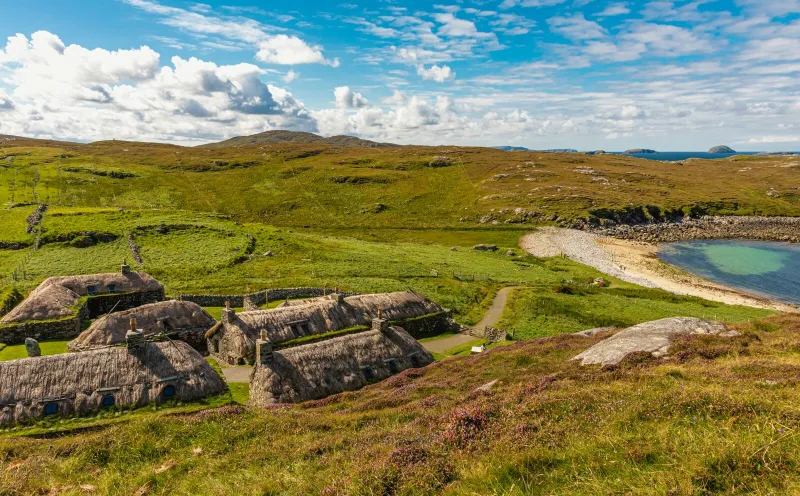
[126,318,145,350]
[372,309,390,333]
[221,300,235,323]
[256,329,273,365]
[121,260,131,275]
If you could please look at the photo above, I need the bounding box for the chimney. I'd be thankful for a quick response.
[126,318,145,350]
[256,329,273,365]
[372,309,390,334]
[121,260,131,275]
[221,300,235,323]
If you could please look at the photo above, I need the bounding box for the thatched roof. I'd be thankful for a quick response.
[1,271,163,324]
[249,325,434,406]
[234,291,442,343]
[0,341,227,425]
[68,301,216,352]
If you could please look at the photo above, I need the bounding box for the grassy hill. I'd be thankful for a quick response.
[200,130,397,149]
[3,314,800,494]
[1,139,798,230]
[0,136,798,493]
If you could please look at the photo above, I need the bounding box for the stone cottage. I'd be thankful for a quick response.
[68,300,216,352]
[206,291,451,365]
[249,317,435,406]
[0,263,165,344]
[0,339,227,425]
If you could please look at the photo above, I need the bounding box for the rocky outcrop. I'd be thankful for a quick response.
[624,149,656,154]
[590,216,800,243]
[573,317,736,366]
[709,145,735,153]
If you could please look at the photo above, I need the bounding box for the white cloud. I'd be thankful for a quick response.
[122,0,338,67]
[391,46,452,64]
[0,31,314,144]
[500,0,568,8]
[334,86,369,108]
[748,135,800,143]
[256,35,339,66]
[595,3,630,16]
[739,38,800,62]
[548,14,607,40]
[283,69,299,83]
[416,64,455,83]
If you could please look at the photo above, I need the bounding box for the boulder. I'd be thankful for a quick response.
[473,244,498,252]
[573,327,617,337]
[572,317,736,366]
[25,337,41,357]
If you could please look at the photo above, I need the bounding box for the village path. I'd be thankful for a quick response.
[422,286,519,354]
[221,366,252,383]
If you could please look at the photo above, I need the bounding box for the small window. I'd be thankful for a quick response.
[43,402,59,416]
[360,366,375,381]
[408,352,421,368]
[87,285,96,296]
[102,394,115,407]
[162,385,176,399]
[385,358,399,374]
[107,284,117,293]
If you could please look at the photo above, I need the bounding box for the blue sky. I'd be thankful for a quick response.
[0,0,798,150]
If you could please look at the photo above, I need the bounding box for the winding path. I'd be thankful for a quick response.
[422,286,519,354]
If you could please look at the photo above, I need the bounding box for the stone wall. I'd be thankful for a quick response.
[166,327,208,353]
[0,314,83,344]
[179,288,359,308]
[85,289,166,318]
[392,311,456,339]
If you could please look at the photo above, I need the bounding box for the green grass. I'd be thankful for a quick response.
[227,383,249,404]
[498,285,776,340]
[0,339,70,361]
[5,314,800,494]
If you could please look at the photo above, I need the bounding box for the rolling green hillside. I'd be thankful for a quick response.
[1,138,798,230]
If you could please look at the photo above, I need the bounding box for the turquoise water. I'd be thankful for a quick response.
[659,240,800,305]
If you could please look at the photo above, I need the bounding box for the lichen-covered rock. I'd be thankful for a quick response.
[473,244,498,252]
[572,317,736,366]
[428,156,452,167]
[25,337,40,357]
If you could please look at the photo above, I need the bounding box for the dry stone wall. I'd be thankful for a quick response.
[179,288,360,308]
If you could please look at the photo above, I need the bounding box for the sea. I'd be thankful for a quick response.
[614,152,762,161]
[658,240,800,305]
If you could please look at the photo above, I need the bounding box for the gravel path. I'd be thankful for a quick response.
[519,228,658,288]
[422,286,518,354]
[221,366,252,383]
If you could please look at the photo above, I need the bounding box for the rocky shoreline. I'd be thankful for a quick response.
[588,216,800,244]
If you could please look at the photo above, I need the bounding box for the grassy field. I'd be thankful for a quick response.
[3,314,800,494]
[1,137,798,493]
[1,139,799,229]
[498,285,776,340]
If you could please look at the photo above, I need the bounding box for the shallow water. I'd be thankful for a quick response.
[658,240,800,305]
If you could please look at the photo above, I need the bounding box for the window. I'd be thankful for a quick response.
[102,394,115,407]
[107,284,116,293]
[408,352,421,368]
[162,385,176,399]
[360,365,375,381]
[87,285,96,296]
[43,402,59,416]
[385,358,399,374]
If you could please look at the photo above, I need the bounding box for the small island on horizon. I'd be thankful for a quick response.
[709,145,736,153]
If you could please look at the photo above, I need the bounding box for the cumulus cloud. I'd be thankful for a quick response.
[416,64,455,83]
[334,86,369,108]
[256,35,339,66]
[0,31,314,144]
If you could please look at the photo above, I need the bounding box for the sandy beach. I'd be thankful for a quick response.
[520,227,798,313]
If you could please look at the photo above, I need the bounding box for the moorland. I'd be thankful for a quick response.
[1,132,800,494]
